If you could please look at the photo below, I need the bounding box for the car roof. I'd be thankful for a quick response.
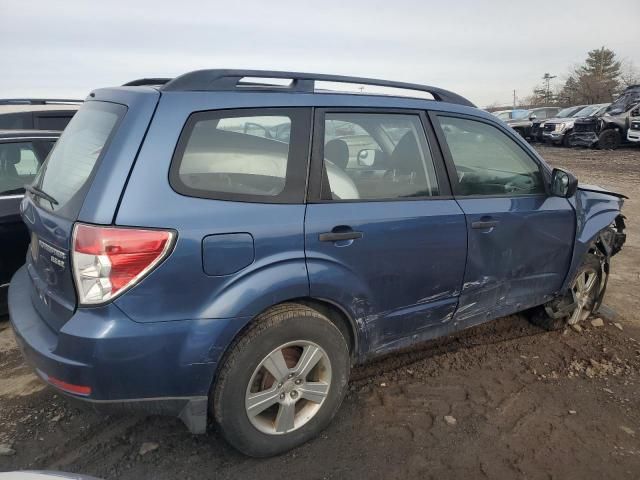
[0,129,61,139]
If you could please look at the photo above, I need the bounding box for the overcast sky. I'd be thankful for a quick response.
[1,0,638,107]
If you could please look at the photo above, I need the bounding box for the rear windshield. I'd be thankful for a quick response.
[33,101,125,217]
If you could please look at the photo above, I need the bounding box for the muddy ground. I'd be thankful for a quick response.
[1,145,639,479]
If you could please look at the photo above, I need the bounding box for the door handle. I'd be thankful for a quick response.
[471,220,499,229]
[319,231,363,242]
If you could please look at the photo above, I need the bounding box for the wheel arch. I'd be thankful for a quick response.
[209,296,362,395]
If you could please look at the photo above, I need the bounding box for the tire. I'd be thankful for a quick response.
[562,131,573,147]
[212,303,350,457]
[598,129,621,150]
[530,254,602,331]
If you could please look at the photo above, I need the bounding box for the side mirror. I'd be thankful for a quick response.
[529,114,537,121]
[357,148,378,167]
[551,168,578,198]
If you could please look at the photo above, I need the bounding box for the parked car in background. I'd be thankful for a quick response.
[8,70,626,457]
[627,116,640,143]
[542,104,609,146]
[491,109,528,122]
[505,106,560,140]
[0,99,80,131]
[530,105,585,143]
[0,130,59,313]
[571,85,640,149]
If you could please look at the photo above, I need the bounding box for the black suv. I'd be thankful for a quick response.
[0,99,80,131]
[0,130,60,312]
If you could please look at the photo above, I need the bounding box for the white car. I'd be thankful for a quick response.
[627,117,640,143]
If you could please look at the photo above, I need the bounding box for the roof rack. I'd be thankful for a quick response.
[161,69,475,107]
[0,98,82,105]
[122,78,172,87]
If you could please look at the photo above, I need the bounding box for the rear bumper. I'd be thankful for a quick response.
[570,132,599,147]
[8,266,242,433]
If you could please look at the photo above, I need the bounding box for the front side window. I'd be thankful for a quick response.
[321,113,439,201]
[437,116,545,196]
[171,109,309,202]
[0,141,53,196]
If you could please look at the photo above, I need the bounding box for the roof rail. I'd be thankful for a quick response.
[161,69,475,107]
[0,98,82,105]
[122,78,172,87]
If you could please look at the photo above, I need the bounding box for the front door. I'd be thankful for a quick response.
[304,109,467,354]
[432,114,575,325]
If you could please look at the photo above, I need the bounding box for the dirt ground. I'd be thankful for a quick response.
[1,145,639,479]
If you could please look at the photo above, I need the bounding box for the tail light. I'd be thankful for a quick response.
[72,223,175,305]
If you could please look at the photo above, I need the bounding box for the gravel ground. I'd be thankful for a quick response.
[1,144,639,480]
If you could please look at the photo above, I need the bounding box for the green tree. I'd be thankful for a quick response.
[561,47,622,104]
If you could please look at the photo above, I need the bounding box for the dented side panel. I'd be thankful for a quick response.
[304,200,467,359]
[453,195,575,326]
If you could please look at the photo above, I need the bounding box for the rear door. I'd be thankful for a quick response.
[304,109,467,354]
[431,113,575,325]
[21,101,127,331]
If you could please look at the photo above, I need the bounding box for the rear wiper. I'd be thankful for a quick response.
[25,184,58,206]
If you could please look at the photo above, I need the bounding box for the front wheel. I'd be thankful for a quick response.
[530,254,602,331]
[598,129,621,150]
[212,303,350,457]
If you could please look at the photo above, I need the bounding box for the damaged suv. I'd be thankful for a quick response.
[572,85,640,149]
[9,70,626,457]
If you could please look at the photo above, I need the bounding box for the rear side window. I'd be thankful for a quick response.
[35,114,75,131]
[170,108,310,203]
[0,112,32,129]
[34,102,125,216]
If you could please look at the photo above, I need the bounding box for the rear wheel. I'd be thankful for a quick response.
[530,254,602,331]
[213,303,350,457]
[598,129,621,150]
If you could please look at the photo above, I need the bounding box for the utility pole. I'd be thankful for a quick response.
[513,90,516,109]
[542,73,557,104]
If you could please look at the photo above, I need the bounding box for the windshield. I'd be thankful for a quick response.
[511,110,529,120]
[493,111,511,120]
[572,105,603,117]
[555,106,582,118]
[607,89,640,114]
[33,101,126,217]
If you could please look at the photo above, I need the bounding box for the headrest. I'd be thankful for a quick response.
[324,139,349,170]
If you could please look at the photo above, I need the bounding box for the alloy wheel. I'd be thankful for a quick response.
[568,267,599,325]
[245,341,332,435]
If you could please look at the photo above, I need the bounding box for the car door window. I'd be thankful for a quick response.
[171,108,309,203]
[437,116,545,196]
[0,142,45,196]
[321,113,439,200]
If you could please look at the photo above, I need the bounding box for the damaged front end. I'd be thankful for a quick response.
[570,117,600,147]
[544,186,627,322]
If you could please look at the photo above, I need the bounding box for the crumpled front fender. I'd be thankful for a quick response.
[561,188,625,292]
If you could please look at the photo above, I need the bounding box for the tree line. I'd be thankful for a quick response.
[526,47,639,107]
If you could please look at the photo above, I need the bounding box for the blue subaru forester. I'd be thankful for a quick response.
[9,70,626,456]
